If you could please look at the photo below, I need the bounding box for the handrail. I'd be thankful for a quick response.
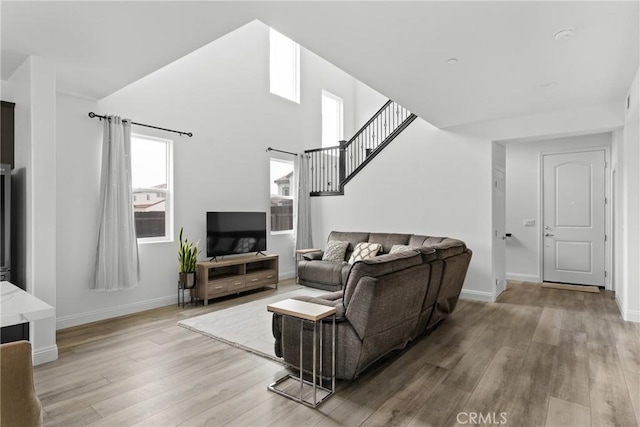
[305,145,341,154]
[343,99,393,149]
[341,113,416,187]
[306,99,416,196]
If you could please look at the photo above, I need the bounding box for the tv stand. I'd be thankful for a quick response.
[256,251,266,256]
[195,254,279,305]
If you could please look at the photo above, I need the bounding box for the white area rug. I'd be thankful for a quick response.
[177,287,327,362]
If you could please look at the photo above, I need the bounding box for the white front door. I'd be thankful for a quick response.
[543,150,606,286]
[493,168,507,297]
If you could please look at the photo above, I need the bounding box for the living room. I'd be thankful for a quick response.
[1,1,639,426]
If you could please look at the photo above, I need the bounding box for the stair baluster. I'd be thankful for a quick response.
[306,99,416,196]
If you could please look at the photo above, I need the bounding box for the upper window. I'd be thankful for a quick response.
[270,28,300,103]
[131,134,173,243]
[270,158,294,233]
[322,90,343,148]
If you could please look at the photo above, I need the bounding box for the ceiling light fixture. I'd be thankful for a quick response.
[554,27,575,40]
[539,81,557,89]
[446,58,458,65]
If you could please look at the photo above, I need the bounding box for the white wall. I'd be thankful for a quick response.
[616,67,640,322]
[8,56,58,364]
[311,117,495,301]
[54,21,385,328]
[354,80,388,131]
[505,133,612,284]
[1,80,13,101]
[451,102,623,143]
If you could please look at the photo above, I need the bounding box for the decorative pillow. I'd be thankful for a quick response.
[348,242,382,264]
[389,244,416,254]
[322,240,349,262]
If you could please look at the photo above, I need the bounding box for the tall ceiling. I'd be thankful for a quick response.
[2,1,638,128]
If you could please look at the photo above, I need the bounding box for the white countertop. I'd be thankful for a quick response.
[1,281,55,328]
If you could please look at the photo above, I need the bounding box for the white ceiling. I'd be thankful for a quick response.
[2,1,638,128]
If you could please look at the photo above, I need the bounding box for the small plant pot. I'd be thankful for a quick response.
[179,272,196,289]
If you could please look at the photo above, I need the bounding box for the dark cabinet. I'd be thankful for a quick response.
[1,323,29,344]
[0,100,23,343]
[1,101,15,168]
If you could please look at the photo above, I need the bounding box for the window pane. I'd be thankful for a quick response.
[132,138,167,188]
[270,159,294,232]
[270,28,300,103]
[322,91,343,148]
[131,136,170,240]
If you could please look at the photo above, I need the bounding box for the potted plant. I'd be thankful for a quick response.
[178,227,200,289]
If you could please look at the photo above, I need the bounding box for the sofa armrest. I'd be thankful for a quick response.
[302,251,324,261]
[316,290,343,302]
[291,295,346,320]
[272,294,346,358]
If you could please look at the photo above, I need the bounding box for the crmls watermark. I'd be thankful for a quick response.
[456,412,508,425]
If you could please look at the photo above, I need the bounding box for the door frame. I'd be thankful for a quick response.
[538,146,611,289]
[492,165,507,299]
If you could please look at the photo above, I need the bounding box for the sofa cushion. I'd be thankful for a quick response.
[348,242,382,264]
[298,260,349,287]
[368,233,411,254]
[409,235,466,259]
[343,251,422,306]
[322,240,349,262]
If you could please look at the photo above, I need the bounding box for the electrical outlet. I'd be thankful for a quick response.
[523,219,536,227]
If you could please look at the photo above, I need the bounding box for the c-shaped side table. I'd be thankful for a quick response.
[267,298,336,407]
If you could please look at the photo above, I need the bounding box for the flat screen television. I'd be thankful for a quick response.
[206,212,267,258]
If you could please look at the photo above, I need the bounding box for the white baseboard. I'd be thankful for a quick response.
[614,296,640,323]
[506,273,541,283]
[615,295,624,318]
[626,310,640,323]
[56,294,178,330]
[33,344,58,366]
[57,273,297,330]
[460,289,495,302]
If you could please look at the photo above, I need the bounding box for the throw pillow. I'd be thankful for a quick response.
[322,240,349,262]
[348,242,382,264]
[389,244,416,254]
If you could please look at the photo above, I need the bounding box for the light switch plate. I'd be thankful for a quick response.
[523,219,536,227]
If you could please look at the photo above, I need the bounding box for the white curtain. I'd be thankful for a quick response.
[293,153,313,253]
[93,116,140,291]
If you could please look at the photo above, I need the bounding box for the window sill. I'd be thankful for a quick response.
[138,237,174,245]
[271,230,294,236]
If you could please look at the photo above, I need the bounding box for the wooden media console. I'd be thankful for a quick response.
[195,254,279,305]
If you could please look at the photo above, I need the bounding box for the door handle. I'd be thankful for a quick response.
[544,233,554,237]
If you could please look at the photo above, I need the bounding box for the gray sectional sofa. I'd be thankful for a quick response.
[272,231,472,380]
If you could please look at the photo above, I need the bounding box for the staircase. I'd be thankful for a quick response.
[306,100,417,196]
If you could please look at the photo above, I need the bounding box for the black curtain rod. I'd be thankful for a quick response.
[88,112,193,137]
[266,147,298,156]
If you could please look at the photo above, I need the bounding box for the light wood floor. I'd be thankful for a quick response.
[35,280,640,427]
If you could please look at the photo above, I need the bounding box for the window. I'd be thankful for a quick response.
[270,158,294,233]
[270,28,300,103]
[322,90,343,148]
[131,134,173,242]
